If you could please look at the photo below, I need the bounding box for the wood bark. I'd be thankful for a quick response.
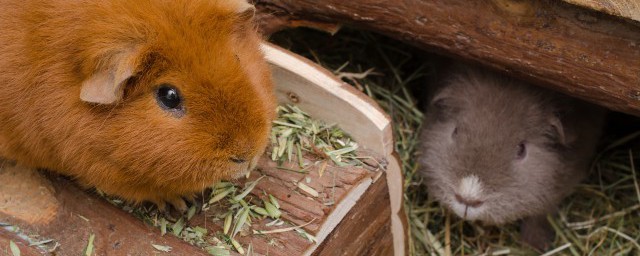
[254,0,640,116]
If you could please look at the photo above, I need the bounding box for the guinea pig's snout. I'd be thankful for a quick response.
[454,174,485,208]
[229,154,259,169]
[229,156,247,164]
[449,174,487,221]
[230,155,261,179]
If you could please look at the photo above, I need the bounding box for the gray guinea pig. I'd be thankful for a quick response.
[418,64,605,250]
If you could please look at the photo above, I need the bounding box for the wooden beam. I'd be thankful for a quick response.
[254,0,640,116]
[562,0,640,22]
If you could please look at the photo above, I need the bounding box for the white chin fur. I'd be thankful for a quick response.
[450,200,485,221]
[232,168,250,179]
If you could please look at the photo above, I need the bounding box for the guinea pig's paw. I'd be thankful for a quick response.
[520,215,555,252]
[149,197,187,214]
[176,194,204,213]
[149,199,169,213]
[167,197,189,214]
[151,198,187,222]
[182,194,206,210]
[182,194,197,205]
[156,195,206,221]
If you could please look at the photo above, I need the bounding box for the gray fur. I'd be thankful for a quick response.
[418,64,605,225]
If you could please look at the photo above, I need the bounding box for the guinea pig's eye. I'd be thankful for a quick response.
[452,127,458,137]
[516,141,527,159]
[156,85,182,110]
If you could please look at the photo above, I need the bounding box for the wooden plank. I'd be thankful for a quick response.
[262,44,393,156]
[250,157,374,234]
[312,174,394,256]
[187,154,377,256]
[562,0,640,22]
[0,154,381,256]
[0,228,46,256]
[254,0,640,117]
[263,43,406,256]
[0,165,208,256]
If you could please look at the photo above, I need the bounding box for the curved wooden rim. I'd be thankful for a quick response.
[262,42,407,256]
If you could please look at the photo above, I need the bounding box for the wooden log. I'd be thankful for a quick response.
[562,0,640,22]
[253,0,640,117]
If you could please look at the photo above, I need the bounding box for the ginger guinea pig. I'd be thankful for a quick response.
[0,0,276,209]
[418,64,605,249]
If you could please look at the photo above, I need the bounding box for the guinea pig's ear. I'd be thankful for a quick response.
[430,96,458,121]
[80,48,141,104]
[232,1,255,20]
[548,111,579,146]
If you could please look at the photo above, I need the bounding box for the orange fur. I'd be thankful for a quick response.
[0,0,276,206]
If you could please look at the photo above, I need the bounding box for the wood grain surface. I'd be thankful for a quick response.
[188,155,380,256]
[263,43,405,255]
[563,0,640,22]
[0,154,386,255]
[0,165,208,256]
[0,228,46,256]
[254,0,640,116]
[312,176,394,256]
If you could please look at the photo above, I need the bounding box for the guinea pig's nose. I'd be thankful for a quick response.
[454,193,484,208]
